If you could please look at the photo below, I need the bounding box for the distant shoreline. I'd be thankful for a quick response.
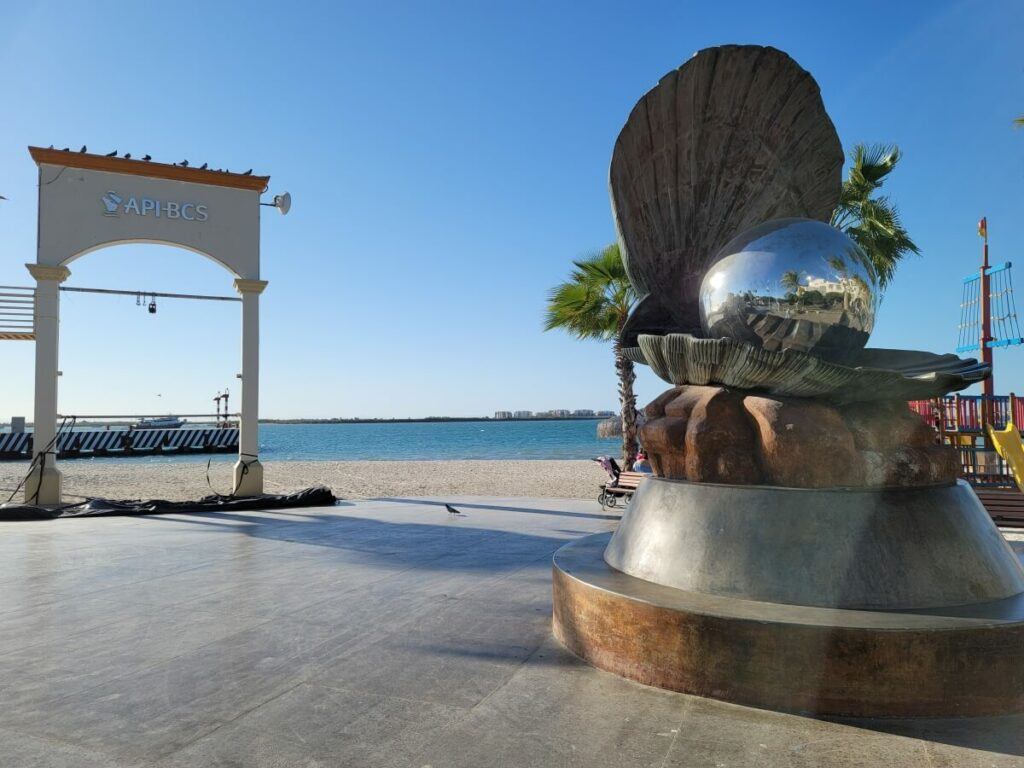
[259,417,609,425]
[2,416,611,429]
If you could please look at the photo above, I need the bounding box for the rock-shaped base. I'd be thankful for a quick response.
[641,386,956,488]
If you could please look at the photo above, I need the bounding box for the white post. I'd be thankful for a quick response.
[232,278,267,495]
[24,263,70,505]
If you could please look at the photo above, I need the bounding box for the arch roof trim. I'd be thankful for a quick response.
[29,147,270,192]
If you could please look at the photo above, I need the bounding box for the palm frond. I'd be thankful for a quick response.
[831,142,918,288]
[850,143,900,186]
[544,243,636,341]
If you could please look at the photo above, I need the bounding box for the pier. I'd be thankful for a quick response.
[0,427,238,461]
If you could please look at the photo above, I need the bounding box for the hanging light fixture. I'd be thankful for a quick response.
[148,295,157,314]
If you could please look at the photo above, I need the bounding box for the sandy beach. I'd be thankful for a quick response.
[3,460,1022,545]
[0,459,610,502]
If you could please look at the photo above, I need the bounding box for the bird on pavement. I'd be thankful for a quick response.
[242,169,252,175]
[180,159,189,167]
[199,162,208,170]
[105,149,117,156]
[124,152,131,159]
[142,154,151,161]
[445,504,465,516]
[79,145,87,153]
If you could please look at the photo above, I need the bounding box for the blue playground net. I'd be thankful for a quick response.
[957,262,1024,354]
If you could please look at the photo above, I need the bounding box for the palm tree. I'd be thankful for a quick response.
[545,244,639,464]
[831,143,920,288]
[780,270,801,291]
[779,269,802,302]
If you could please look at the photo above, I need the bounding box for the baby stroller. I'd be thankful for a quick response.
[594,456,625,508]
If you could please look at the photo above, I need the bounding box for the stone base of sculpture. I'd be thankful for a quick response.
[552,478,1024,716]
[552,388,1024,716]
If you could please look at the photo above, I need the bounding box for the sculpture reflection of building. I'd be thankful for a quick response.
[698,221,878,363]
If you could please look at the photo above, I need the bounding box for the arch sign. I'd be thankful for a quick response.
[25,147,271,503]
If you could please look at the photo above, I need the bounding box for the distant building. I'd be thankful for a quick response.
[549,409,571,418]
[596,410,615,418]
[572,409,595,417]
[494,411,513,420]
[513,410,533,419]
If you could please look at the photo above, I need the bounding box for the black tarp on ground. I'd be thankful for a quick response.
[0,486,338,521]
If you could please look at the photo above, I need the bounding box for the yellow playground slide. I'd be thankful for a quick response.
[987,422,1024,492]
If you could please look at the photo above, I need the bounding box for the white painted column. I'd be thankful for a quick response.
[24,263,70,505]
[232,278,268,495]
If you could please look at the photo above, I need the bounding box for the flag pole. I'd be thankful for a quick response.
[979,217,993,437]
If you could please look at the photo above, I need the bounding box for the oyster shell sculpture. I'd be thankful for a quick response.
[627,334,988,403]
[612,44,844,338]
[613,44,989,398]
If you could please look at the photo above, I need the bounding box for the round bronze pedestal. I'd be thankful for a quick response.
[552,479,1024,717]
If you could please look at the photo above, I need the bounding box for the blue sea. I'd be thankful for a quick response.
[44,420,620,465]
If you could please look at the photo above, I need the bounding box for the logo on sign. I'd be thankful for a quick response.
[100,190,208,221]
[101,191,122,215]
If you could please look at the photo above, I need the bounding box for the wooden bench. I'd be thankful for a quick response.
[974,489,1024,529]
[598,471,649,509]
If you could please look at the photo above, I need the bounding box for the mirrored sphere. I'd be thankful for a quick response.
[698,218,880,363]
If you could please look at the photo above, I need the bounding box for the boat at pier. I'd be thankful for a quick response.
[132,416,186,429]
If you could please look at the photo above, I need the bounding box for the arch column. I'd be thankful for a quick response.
[25,263,70,505]
[232,278,268,496]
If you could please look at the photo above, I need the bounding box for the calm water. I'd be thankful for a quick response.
[35,420,620,465]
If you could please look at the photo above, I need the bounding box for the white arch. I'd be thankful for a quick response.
[60,238,243,278]
[25,148,268,504]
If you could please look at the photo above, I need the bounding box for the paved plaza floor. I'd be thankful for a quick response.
[1,496,1021,767]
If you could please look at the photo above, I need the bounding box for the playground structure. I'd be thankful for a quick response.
[988,420,1024,492]
[909,217,1024,491]
[956,218,1023,377]
[909,394,1024,488]
[953,215,1021,430]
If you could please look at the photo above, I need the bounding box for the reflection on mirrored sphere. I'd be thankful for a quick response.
[698,218,880,363]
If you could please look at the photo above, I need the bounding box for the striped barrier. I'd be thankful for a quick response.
[0,433,30,455]
[0,427,239,460]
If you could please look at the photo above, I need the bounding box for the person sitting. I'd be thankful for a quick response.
[632,451,653,473]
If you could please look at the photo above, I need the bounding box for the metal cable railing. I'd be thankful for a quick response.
[0,286,35,340]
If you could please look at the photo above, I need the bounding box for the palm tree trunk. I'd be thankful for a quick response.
[614,338,638,467]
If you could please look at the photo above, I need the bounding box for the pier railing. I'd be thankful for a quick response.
[0,426,239,461]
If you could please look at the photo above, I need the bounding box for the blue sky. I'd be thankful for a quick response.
[1,0,1022,419]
